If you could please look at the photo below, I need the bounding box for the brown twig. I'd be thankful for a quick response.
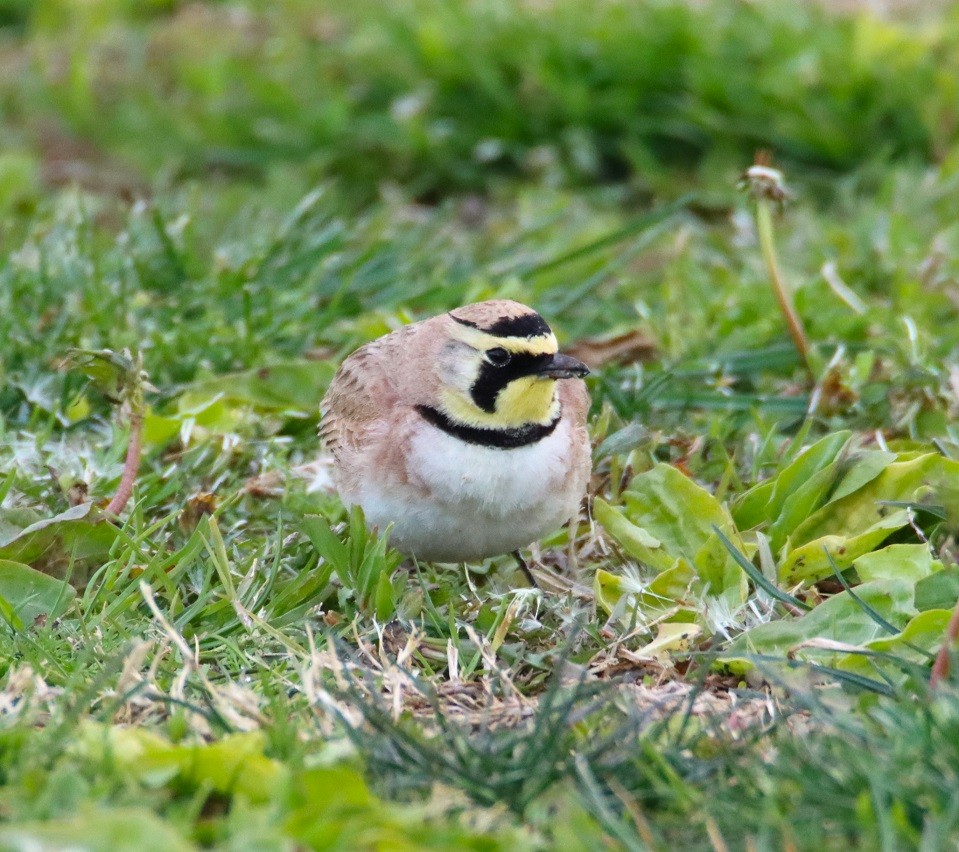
[106,409,143,516]
[63,347,153,519]
[930,595,959,688]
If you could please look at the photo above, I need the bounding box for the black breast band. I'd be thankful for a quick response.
[415,405,560,449]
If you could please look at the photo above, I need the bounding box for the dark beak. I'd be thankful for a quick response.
[534,352,590,379]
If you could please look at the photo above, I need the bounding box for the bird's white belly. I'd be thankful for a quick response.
[358,420,578,562]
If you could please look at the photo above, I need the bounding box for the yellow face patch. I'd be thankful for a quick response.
[440,377,559,429]
[439,315,565,428]
[494,376,559,424]
[441,376,559,429]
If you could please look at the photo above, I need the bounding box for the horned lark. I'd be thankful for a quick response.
[320,300,591,567]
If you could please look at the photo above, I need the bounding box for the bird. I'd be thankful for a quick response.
[320,299,591,577]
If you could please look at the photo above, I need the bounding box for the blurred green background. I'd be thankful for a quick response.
[4,0,959,201]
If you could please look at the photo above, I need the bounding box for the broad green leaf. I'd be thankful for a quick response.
[632,622,702,661]
[0,559,75,625]
[645,558,698,604]
[0,508,43,548]
[164,733,284,802]
[0,808,193,852]
[144,397,245,446]
[597,465,749,631]
[853,543,941,584]
[593,568,628,615]
[731,480,775,530]
[778,512,908,585]
[593,499,672,572]
[288,765,375,817]
[765,431,851,523]
[64,393,91,422]
[284,763,524,850]
[74,724,285,803]
[792,453,954,547]
[618,463,747,595]
[826,450,898,505]
[716,528,810,611]
[693,531,750,599]
[595,566,687,621]
[594,561,701,629]
[721,578,919,666]
[0,150,39,215]
[0,503,117,573]
[357,534,385,600]
[348,505,367,571]
[620,464,732,559]
[915,566,959,612]
[741,608,950,684]
[843,608,951,674]
[141,406,182,446]
[767,454,848,551]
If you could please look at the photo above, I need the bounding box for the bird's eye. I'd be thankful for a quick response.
[485,347,511,367]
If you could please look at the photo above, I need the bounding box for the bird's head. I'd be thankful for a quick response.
[434,300,589,430]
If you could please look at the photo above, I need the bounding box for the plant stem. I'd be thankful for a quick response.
[755,199,812,375]
[106,410,143,516]
[930,595,959,688]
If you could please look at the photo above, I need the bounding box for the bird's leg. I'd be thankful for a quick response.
[512,550,538,587]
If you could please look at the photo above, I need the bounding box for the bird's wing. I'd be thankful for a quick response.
[319,342,392,461]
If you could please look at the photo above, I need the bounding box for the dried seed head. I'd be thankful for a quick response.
[738,164,791,205]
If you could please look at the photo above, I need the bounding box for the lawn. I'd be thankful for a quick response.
[4,0,959,848]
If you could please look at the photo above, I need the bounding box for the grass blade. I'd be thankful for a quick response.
[714,526,811,611]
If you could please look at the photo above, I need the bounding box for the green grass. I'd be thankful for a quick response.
[5,0,959,848]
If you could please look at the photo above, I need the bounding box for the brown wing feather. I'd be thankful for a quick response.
[319,343,389,460]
